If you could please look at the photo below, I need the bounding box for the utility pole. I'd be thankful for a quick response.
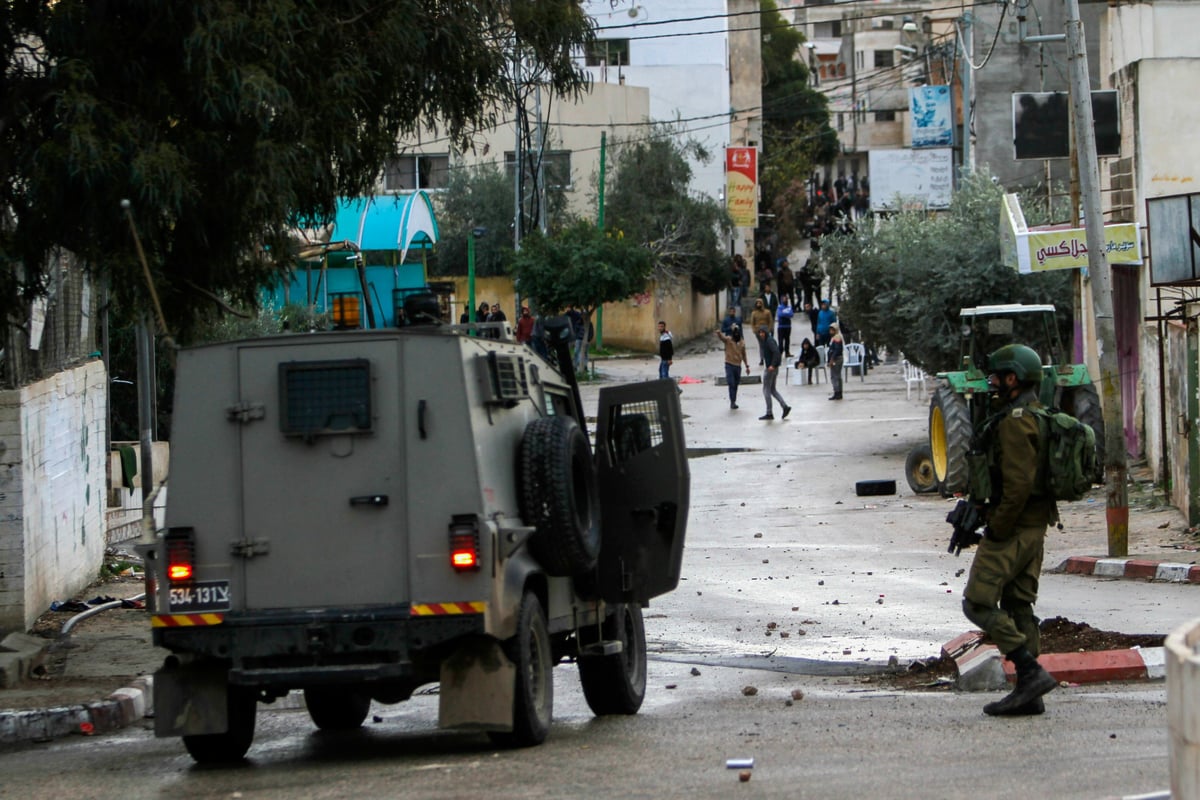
[960,12,973,171]
[1064,0,1128,557]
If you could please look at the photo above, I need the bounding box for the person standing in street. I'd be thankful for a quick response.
[962,344,1059,716]
[755,326,791,421]
[776,296,794,358]
[657,320,674,380]
[721,306,742,336]
[749,298,773,366]
[816,299,837,346]
[826,324,844,400]
[715,324,750,409]
[514,306,535,344]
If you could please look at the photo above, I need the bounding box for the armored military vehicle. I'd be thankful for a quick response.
[139,310,688,762]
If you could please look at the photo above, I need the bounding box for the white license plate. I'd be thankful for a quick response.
[167,580,231,612]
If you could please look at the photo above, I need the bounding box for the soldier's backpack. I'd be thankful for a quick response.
[1030,406,1100,502]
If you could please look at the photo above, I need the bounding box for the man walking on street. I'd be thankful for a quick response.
[755,326,791,421]
[962,344,1059,716]
[657,321,674,380]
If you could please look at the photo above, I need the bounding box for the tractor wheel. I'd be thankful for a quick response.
[929,385,972,497]
[1060,383,1106,475]
[904,443,939,494]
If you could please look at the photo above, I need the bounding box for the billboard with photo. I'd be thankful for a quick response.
[1011,90,1120,160]
[910,86,953,148]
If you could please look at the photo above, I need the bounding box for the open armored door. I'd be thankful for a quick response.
[593,379,689,604]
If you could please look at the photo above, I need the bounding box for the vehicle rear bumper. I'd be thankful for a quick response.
[153,605,486,687]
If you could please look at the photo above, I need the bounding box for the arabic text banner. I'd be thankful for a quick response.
[1014,224,1142,273]
[725,147,758,227]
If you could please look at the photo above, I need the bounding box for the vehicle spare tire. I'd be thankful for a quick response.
[1060,383,1105,476]
[519,416,601,576]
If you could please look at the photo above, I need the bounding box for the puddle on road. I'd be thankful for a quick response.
[686,447,756,459]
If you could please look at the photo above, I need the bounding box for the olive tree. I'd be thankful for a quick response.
[818,172,1073,372]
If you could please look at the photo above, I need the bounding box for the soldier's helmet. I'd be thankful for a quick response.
[987,344,1043,383]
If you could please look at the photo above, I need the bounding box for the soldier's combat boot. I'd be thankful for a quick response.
[983,647,1056,717]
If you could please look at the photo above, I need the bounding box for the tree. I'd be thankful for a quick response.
[758,0,839,254]
[603,127,732,294]
[818,172,1073,373]
[510,221,651,321]
[433,159,570,280]
[1,0,597,341]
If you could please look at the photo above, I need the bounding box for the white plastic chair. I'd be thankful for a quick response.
[844,343,867,381]
[809,345,828,384]
[903,359,927,400]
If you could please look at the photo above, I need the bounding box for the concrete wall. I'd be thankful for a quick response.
[584,0,732,204]
[1102,0,1200,515]
[0,361,107,632]
[971,1,1103,189]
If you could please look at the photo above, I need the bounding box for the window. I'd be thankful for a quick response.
[505,150,572,189]
[874,50,895,69]
[383,154,449,191]
[584,38,629,67]
[837,112,844,131]
[875,110,897,122]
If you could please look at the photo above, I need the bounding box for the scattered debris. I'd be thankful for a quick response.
[739,770,752,783]
[690,667,701,676]
[742,686,758,696]
[791,689,804,701]
[753,532,763,538]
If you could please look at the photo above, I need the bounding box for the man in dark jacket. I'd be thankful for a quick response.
[657,321,674,380]
[962,344,1059,717]
[754,326,791,421]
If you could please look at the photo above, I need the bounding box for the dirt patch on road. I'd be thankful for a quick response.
[874,617,1166,691]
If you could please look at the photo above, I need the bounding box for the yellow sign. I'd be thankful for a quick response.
[1001,194,1142,274]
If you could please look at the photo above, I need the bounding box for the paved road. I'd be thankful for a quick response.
[0,343,1187,798]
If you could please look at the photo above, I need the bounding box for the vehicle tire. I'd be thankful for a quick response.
[182,686,257,763]
[1060,383,1105,476]
[929,385,972,497]
[904,443,939,494]
[304,687,371,731]
[519,416,601,576]
[578,603,647,716]
[488,592,554,748]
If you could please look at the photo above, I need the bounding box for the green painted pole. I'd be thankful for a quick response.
[595,131,606,350]
[467,233,476,333]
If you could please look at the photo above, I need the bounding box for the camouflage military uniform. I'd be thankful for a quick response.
[962,387,1059,657]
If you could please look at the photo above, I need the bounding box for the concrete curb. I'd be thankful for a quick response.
[942,631,1166,692]
[0,675,154,746]
[1055,555,1200,583]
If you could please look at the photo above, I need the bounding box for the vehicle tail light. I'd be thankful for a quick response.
[165,528,195,583]
[449,516,481,572]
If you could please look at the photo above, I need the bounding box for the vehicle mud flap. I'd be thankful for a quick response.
[593,380,690,604]
[154,662,231,737]
[438,636,516,732]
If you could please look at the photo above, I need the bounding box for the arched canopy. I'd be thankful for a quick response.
[329,192,440,264]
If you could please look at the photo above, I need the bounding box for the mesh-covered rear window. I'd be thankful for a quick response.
[606,400,663,464]
[279,359,372,436]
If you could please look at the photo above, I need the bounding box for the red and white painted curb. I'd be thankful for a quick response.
[1057,556,1200,583]
[942,631,1166,692]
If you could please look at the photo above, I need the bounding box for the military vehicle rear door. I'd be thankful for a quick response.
[593,379,689,604]
[234,340,408,610]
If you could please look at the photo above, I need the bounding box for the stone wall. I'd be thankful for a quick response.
[0,361,107,632]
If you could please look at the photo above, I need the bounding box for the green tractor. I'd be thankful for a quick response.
[905,303,1104,496]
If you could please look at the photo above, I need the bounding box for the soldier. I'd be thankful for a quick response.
[962,344,1059,716]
